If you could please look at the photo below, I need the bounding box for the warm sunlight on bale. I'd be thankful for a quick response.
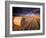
[13,17,23,27]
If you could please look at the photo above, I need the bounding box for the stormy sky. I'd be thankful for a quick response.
[12,7,40,16]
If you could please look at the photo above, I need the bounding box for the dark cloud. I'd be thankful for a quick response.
[12,7,40,16]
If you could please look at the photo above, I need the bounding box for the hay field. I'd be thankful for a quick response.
[12,16,40,31]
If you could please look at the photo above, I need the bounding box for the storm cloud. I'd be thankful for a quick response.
[12,7,40,16]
